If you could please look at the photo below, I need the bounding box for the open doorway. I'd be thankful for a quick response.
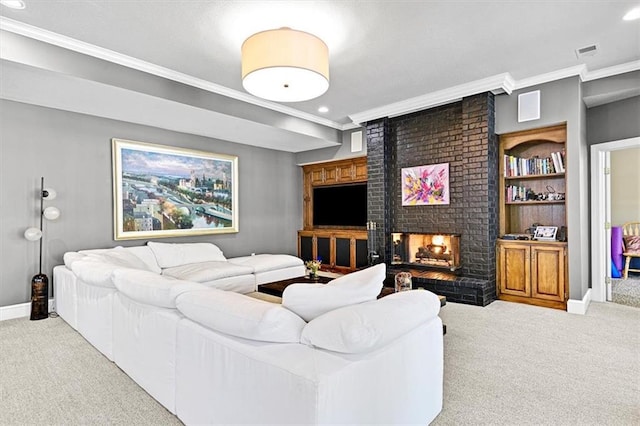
[591,137,640,305]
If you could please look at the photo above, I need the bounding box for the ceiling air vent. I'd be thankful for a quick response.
[575,44,599,59]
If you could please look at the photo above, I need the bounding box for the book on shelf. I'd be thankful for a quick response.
[506,185,529,202]
[503,151,564,177]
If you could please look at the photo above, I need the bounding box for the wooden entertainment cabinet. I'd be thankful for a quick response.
[299,157,368,273]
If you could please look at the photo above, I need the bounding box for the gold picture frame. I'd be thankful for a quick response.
[112,138,238,240]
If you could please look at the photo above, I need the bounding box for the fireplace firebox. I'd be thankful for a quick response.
[391,233,461,271]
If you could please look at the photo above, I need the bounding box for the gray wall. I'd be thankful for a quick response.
[295,128,366,165]
[587,96,640,145]
[0,100,302,307]
[495,77,590,301]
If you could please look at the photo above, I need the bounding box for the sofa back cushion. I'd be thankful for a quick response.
[148,242,226,268]
[84,247,152,272]
[122,246,162,273]
[70,260,122,288]
[176,289,306,343]
[281,263,385,321]
[63,252,86,270]
[113,269,206,309]
[300,289,441,354]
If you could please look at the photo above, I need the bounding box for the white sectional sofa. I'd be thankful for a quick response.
[53,242,444,425]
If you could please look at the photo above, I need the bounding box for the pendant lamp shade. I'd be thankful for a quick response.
[241,28,329,102]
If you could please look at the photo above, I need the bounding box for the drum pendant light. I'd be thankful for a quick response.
[241,28,329,102]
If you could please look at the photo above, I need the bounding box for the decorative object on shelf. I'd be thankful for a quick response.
[305,258,322,279]
[24,177,60,321]
[394,272,412,292]
[241,27,329,102]
[112,139,239,240]
[401,163,450,206]
[533,226,558,241]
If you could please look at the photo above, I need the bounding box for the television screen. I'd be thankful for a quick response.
[313,184,367,227]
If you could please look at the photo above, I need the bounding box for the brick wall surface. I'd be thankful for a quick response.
[366,93,498,305]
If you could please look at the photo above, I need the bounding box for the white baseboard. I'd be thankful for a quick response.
[0,299,56,321]
[567,289,591,315]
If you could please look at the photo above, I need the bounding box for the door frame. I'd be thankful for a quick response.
[590,137,640,302]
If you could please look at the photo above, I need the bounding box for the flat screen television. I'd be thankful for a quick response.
[313,183,367,227]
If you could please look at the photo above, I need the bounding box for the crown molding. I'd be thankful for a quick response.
[513,65,587,90]
[0,17,345,131]
[348,73,514,124]
[348,60,640,124]
[2,17,638,133]
[582,60,640,82]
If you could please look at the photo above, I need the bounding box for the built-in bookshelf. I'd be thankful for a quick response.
[498,126,567,235]
[497,123,568,310]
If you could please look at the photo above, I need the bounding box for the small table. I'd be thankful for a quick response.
[258,275,333,297]
[258,278,446,307]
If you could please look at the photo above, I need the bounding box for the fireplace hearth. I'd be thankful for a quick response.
[391,233,461,271]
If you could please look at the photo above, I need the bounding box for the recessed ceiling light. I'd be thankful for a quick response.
[318,106,329,113]
[0,0,26,9]
[623,7,640,21]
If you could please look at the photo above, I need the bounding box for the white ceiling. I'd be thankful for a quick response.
[1,1,639,151]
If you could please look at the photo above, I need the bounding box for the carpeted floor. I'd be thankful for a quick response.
[434,300,640,425]
[612,274,640,308]
[1,300,638,425]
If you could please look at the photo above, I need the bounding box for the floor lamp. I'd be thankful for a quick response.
[24,177,60,320]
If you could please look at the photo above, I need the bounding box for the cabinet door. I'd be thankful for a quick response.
[316,236,331,266]
[337,164,354,182]
[334,237,352,269]
[323,167,337,184]
[310,169,325,185]
[355,237,369,268]
[531,245,565,302]
[354,161,368,181]
[299,235,313,262]
[498,243,531,297]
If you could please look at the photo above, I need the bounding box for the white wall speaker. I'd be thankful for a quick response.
[518,90,540,123]
[350,130,363,152]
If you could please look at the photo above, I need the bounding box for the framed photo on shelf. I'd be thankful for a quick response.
[533,226,558,241]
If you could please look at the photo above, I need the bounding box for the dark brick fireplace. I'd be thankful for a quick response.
[366,93,499,306]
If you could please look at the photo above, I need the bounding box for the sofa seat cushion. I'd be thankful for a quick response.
[176,289,306,343]
[148,242,226,268]
[301,289,441,354]
[113,269,206,309]
[162,261,253,283]
[227,254,303,273]
[281,264,385,322]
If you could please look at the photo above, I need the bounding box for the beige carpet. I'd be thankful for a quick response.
[0,316,181,425]
[612,275,640,308]
[1,300,638,425]
[434,300,640,425]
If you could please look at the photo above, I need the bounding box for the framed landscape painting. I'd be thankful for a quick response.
[112,139,238,240]
[401,163,450,206]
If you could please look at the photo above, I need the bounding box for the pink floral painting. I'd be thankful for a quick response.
[401,163,450,205]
